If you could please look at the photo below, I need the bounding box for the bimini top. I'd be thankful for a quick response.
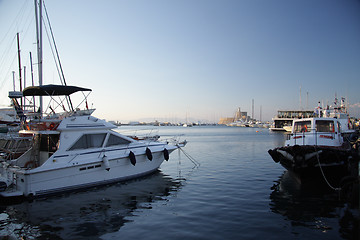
[23,84,92,96]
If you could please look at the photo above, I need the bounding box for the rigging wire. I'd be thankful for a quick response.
[42,0,74,111]
[0,36,17,90]
[0,1,34,94]
[0,0,30,46]
[42,1,65,86]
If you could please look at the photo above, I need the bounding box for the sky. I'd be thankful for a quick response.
[0,0,359,123]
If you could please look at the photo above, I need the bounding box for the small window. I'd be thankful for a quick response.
[316,120,335,132]
[294,121,311,133]
[106,134,131,147]
[69,133,106,150]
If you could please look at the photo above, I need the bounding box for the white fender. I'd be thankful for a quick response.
[102,155,110,171]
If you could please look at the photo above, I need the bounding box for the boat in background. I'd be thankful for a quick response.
[269,110,314,132]
[0,108,19,125]
[0,108,21,133]
[268,114,359,185]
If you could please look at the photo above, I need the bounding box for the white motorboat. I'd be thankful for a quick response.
[0,85,180,199]
[0,108,19,125]
[0,1,182,199]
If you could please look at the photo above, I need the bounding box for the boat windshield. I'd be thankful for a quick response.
[294,121,311,133]
[106,134,131,147]
[316,120,335,132]
[69,133,106,150]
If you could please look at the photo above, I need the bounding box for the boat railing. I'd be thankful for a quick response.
[0,136,33,160]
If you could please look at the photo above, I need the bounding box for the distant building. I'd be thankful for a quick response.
[218,118,234,125]
[218,107,250,125]
[234,107,248,121]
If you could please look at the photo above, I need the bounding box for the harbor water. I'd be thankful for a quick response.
[0,126,358,239]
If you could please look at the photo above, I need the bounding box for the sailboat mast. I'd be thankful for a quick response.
[252,99,254,120]
[34,0,43,115]
[12,71,15,91]
[30,52,36,112]
[17,33,23,108]
[23,66,26,109]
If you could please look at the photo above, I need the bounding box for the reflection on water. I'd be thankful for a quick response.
[270,171,359,239]
[0,126,358,239]
[0,171,183,239]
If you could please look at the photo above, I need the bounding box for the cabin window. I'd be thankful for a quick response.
[39,134,60,153]
[294,121,311,133]
[69,133,106,150]
[106,134,131,147]
[316,120,335,132]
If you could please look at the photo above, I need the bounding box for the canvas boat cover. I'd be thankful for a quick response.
[23,84,92,96]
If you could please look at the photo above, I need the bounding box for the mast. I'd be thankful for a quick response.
[306,91,308,110]
[252,99,254,120]
[23,66,26,109]
[299,86,302,110]
[35,0,43,116]
[12,71,16,91]
[30,52,36,112]
[17,33,23,108]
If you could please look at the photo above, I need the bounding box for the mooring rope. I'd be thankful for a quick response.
[315,146,341,191]
[177,146,200,168]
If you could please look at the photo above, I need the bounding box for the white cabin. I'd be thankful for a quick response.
[285,118,344,147]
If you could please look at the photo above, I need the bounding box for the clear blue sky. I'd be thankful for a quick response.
[1,0,359,123]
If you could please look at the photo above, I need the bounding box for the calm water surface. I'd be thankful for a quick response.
[0,126,358,239]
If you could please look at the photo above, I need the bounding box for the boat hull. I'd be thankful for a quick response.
[0,147,176,198]
[268,145,358,183]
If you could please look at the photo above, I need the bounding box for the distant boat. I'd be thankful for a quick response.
[269,110,314,132]
[183,112,192,127]
[0,108,19,126]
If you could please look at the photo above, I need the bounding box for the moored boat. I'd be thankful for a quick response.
[268,116,359,184]
[0,1,183,199]
[269,110,314,132]
[0,85,181,199]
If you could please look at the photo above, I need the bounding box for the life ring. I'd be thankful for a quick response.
[146,147,153,161]
[129,151,136,166]
[163,148,169,161]
[49,123,55,130]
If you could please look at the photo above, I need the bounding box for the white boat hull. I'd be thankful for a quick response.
[1,145,176,198]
